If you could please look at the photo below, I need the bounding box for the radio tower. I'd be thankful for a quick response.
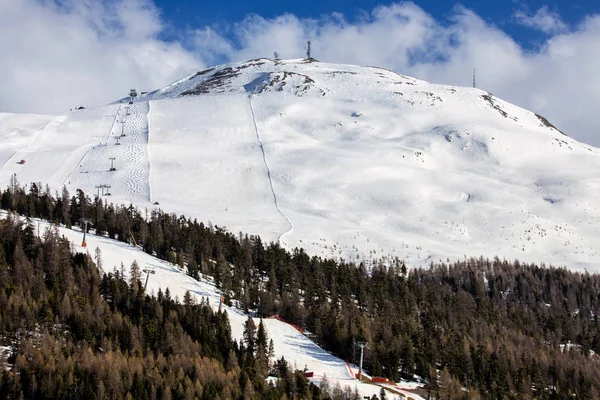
[473,68,476,88]
[307,40,311,59]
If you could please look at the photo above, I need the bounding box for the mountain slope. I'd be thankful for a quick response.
[1,58,599,269]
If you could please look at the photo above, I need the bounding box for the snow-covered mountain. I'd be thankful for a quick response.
[1,58,599,270]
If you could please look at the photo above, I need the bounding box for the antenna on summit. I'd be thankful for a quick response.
[473,68,476,88]
[307,40,311,59]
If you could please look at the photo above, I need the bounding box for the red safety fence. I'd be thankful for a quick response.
[371,377,390,384]
[267,314,303,333]
[345,359,355,378]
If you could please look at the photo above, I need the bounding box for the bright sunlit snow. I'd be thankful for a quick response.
[1,58,599,271]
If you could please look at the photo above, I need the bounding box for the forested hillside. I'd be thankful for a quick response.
[2,183,600,399]
[0,213,332,399]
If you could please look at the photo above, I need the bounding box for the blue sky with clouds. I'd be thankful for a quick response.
[1,0,600,145]
[154,0,598,46]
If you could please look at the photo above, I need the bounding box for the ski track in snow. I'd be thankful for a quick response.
[121,102,151,202]
[248,94,293,244]
[147,102,154,203]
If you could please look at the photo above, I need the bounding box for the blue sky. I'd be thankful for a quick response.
[154,0,599,49]
[2,0,600,145]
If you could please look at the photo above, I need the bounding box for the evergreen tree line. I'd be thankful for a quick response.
[3,182,600,398]
[0,213,375,399]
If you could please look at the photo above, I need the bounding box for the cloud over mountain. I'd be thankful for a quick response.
[1,1,599,145]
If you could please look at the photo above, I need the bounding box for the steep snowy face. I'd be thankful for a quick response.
[147,58,423,99]
[145,58,565,137]
[1,58,599,270]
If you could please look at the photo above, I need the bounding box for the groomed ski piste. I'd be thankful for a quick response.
[3,211,423,399]
[1,58,600,271]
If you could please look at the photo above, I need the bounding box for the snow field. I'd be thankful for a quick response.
[248,89,600,269]
[0,113,55,171]
[147,94,290,243]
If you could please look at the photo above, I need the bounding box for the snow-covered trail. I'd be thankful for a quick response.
[0,116,67,173]
[146,95,288,243]
[1,211,420,399]
[121,102,151,203]
[248,94,293,244]
[66,102,151,206]
[0,113,56,170]
[0,107,118,190]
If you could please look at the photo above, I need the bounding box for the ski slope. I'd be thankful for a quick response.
[0,113,59,176]
[14,214,420,399]
[147,95,288,241]
[1,58,600,271]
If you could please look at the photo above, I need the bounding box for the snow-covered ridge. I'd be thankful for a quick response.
[146,58,421,99]
[1,58,599,270]
[145,58,565,138]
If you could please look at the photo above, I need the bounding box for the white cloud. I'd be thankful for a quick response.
[515,6,568,34]
[188,4,600,146]
[0,0,203,114]
[1,1,599,147]
[193,27,235,65]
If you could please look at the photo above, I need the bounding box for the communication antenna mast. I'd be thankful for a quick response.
[307,40,311,59]
[273,51,279,60]
[473,68,476,88]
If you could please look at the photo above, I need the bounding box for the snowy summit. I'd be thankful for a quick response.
[1,58,599,269]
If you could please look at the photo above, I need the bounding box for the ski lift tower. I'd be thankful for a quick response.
[142,267,156,291]
[356,341,367,380]
[80,218,92,247]
[129,89,137,104]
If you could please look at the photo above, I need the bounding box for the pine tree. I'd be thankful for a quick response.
[94,246,103,272]
[243,316,256,366]
[379,387,387,400]
[256,319,269,373]
[268,339,275,366]
[129,260,141,295]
